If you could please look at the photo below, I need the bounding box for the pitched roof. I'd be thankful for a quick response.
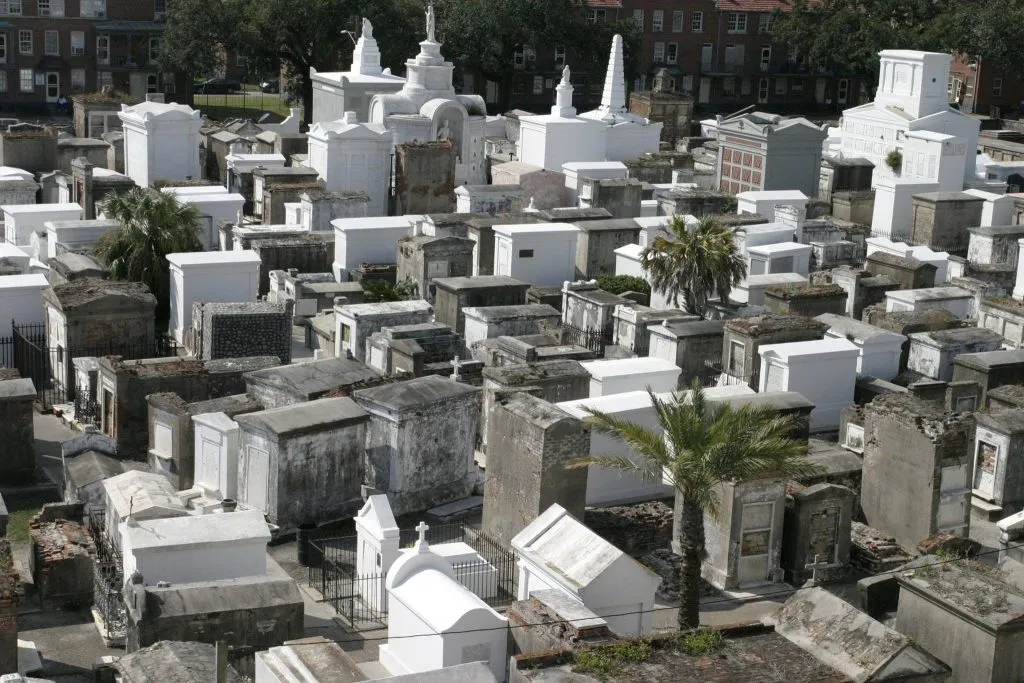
[714,0,811,11]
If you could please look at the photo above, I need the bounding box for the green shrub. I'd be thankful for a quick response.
[597,274,651,296]
[680,628,724,656]
[885,150,903,173]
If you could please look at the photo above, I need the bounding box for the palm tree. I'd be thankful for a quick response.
[94,188,203,323]
[570,380,819,629]
[641,214,747,317]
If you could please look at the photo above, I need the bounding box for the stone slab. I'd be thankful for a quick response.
[427,496,483,521]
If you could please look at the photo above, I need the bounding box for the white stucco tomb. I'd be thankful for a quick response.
[747,242,812,276]
[0,242,30,275]
[378,522,508,682]
[44,219,119,259]
[758,338,859,432]
[512,504,661,638]
[332,215,415,281]
[516,66,607,172]
[118,101,203,188]
[736,190,808,223]
[578,34,662,162]
[492,223,579,286]
[562,161,627,206]
[4,203,83,248]
[369,5,487,185]
[192,412,240,501]
[866,236,950,283]
[307,112,392,217]
[580,357,681,397]
[120,508,270,587]
[167,250,261,344]
[310,18,406,123]
[558,391,675,506]
[884,286,973,317]
[816,313,907,381]
[732,273,808,306]
[101,470,188,550]
[837,50,979,188]
[0,273,48,327]
[172,192,245,251]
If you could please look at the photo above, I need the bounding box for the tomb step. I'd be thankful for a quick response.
[971,494,1004,522]
[426,496,483,522]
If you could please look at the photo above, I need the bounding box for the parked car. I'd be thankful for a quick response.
[260,79,280,94]
[195,77,241,94]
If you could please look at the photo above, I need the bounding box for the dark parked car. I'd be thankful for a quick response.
[195,77,241,94]
[260,79,280,93]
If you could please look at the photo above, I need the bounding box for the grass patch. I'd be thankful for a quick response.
[192,92,295,120]
[573,639,653,678]
[5,495,48,543]
[680,628,725,656]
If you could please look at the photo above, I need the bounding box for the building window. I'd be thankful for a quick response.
[672,10,684,32]
[0,72,7,92]
[518,249,534,258]
[512,78,525,96]
[759,13,773,33]
[162,72,175,93]
[652,10,663,31]
[149,37,160,62]
[740,77,751,95]
[39,0,63,16]
[19,68,32,92]
[81,0,105,18]
[682,74,693,91]
[586,8,606,23]
[691,11,703,32]
[838,78,850,104]
[760,46,771,71]
[71,67,84,92]
[653,42,665,63]
[965,75,975,99]
[722,77,736,96]
[994,78,1004,97]
[513,46,525,70]
[96,35,109,64]
[147,73,157,93]
[758,78,769,102]
[727,12,747,33]
[554,46,565,68]
[18,29,30,55]
[633,9,643,27]
[71,31,84,56]
[0,0,21,15]
[666,43,678,65]
[44,30,58,56]
[0,34,6,63]
[775,77,787,95]
[532,75,543,95]
[97,70,112,89]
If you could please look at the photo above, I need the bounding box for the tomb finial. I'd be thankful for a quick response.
[561,65,570,86]
[362,17,373,39]
[414,520,430,552]
[425,4,436,43]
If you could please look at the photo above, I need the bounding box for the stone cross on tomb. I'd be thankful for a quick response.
[804,553,830,588]
[450,354,463,381]
[415,521,430,551]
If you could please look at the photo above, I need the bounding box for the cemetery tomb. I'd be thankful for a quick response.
[4,203,83,248]
[758,338,859,432]
[492,223,580,287]
[746,242,812,277]
[166,250,261,345]
[378,523,508,681]
[512,504,661,638]
[817,313,907,381]
[579,357,681,397]
[118,101,203,188]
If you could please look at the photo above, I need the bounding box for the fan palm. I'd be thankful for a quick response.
[94,188,203,323]
[570,380,819,629]
[641,214,747,317]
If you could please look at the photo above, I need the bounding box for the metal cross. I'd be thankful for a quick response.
[804,553,830,587]
[415,521,430,545]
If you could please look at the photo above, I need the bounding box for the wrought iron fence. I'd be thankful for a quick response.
[4,320,181,409]
[74,394,101,426]
[559,322,614,354]
[87,507,126,639]
[309,523,519,630]
[701,359,753,388]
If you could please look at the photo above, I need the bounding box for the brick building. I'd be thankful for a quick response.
[0,0,186,113]
[949,54,1024,118]
[495,0,869,117]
